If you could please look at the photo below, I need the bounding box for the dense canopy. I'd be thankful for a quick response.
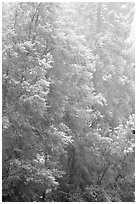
[2,2,135,202]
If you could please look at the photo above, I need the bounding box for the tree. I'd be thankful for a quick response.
[2,2,135,202]
[2,3,71,201]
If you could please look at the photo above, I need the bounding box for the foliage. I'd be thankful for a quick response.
[2,2,135,202]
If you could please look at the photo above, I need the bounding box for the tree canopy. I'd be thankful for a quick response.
[2,2,135,202]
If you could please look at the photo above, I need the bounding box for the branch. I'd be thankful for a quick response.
[29,3,41,39]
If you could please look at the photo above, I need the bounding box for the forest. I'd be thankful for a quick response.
[2,2,135,202]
